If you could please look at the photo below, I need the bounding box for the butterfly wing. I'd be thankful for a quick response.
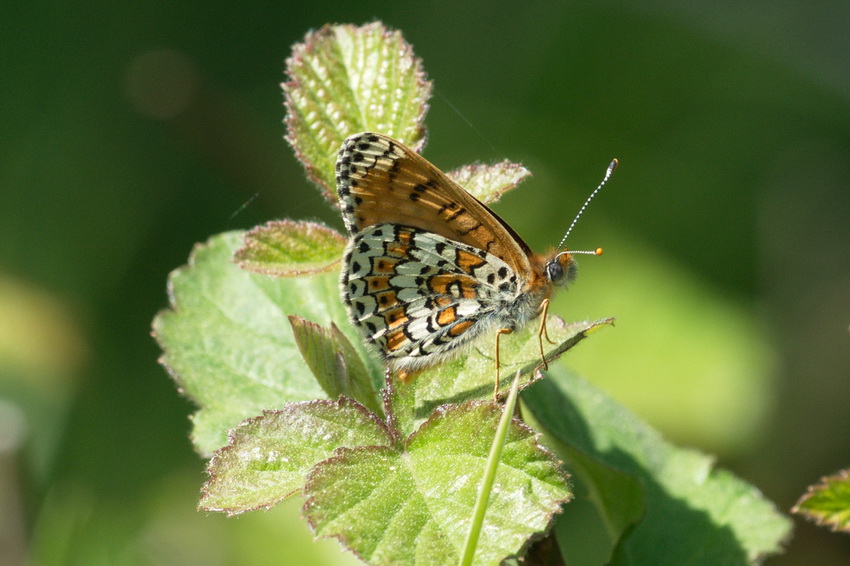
[341,223,520,371]
[336,132,534,277]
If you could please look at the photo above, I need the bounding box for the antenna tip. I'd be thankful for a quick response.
[594,247,604,256]
[608,159,619,174]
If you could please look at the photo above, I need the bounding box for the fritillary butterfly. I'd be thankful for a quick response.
[336,132,614,396]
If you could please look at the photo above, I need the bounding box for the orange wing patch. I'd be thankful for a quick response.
[366,276,391,292]
[456,249,487,275]
[376,290,399,309]
[385,328,408,352]
[372,257,399,274]
[436,306,458,327]
[385,242,411,258]
[382,307,408,329]
[448,319,475,337]
[427,274,479,299]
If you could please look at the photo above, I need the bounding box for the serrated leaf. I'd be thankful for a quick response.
[447,161,532,205]
[792,469,850,533]
[284,22,431,200]
[387,315,613,438]
[288,315,383,416]
[201,399,391,515]
[153,232,378,456]
[303,402,570,565]
[234,220,345,277]
[522,371,793,565]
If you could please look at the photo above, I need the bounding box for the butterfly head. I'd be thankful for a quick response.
[545,248,602,287]
[545,252,577,287]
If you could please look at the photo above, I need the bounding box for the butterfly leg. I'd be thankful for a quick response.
[539,299,557,345]
[494,328,513,400]
[536,299,554,371]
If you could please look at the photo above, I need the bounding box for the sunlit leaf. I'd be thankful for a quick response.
[201,399,391,514]
[388,316,613,438]
[793,469,850,533]
[447,160,531,205]
[234,220,345,277]
[153,232,378,456]
[284,22,431,200]
[303,402,570,565]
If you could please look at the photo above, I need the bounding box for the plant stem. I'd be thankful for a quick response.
[459,370,522,566]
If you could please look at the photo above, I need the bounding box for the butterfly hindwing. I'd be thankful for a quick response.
[342,223,519,370]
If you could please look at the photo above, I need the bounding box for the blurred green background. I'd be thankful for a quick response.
[2,2,849,564]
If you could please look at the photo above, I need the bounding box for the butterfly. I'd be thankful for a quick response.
[335,132,614,397]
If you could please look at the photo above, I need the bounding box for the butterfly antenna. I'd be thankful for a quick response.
[557,158,618,251]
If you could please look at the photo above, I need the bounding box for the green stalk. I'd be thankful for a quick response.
[459,370,522,566]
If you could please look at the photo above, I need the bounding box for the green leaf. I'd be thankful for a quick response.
[234,220,345,277]
[288,315,383,416]
[200,398,391,515]
[153,232,376,456]
[303,402,571,565]
[792,469,850,533]
[447,161,532,205]
[284,22,431,200]
[388,315,613,438]
[521,371,793,565]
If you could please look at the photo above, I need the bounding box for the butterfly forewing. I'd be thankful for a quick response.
[336,133,533,276]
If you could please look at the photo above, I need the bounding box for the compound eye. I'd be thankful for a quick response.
[546,260,564,283]
[547,254,577,286]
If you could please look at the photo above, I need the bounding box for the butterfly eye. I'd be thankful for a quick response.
[545,260,563,283]
[546,253,577,286]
